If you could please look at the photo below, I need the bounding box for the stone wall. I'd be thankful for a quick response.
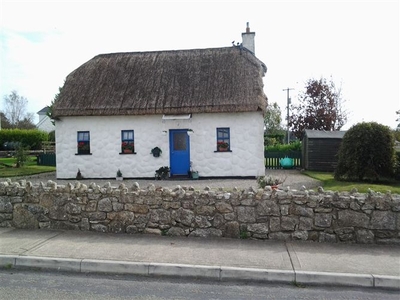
[1,179,399,244]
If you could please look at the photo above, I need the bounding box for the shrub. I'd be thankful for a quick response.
[334,122,396,182]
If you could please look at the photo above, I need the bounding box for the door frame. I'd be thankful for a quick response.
[169,129,190,176]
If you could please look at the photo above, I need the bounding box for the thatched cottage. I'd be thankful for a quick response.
[52,24,268,179]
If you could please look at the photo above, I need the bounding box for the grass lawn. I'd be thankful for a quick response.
[0,156,55,178]
[303,171,400,194]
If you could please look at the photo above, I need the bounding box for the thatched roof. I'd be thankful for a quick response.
[53,47,268,118]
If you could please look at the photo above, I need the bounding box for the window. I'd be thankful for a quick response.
[77,131,90,154]
[216,127,230,152]
[121,130,135,154]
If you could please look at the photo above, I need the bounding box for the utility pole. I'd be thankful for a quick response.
[283,88,294,144]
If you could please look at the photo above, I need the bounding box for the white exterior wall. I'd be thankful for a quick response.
[55,112,265,179]
[36,114,55,133]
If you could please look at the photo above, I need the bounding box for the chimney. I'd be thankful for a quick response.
[241,22,255,54]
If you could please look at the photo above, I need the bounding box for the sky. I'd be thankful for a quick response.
[0,0,399,130]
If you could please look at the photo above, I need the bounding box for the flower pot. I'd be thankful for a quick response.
[191,171,199,180]
[123,149,133,154]
[116,177,123,181]
[218,147,228,152]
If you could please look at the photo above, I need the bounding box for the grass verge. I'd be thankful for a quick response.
[303,171,400,194]
[0,156,55,178]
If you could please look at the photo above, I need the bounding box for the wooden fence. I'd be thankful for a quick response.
[264,150,302,169]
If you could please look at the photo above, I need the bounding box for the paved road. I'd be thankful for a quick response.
[0,269,398,300]
[11,169,321,191]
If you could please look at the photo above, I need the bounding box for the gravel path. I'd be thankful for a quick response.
[9,169,321,191]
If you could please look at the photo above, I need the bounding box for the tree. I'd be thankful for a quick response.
[264,102,284,135]
[16,114,36,129]
[264,102,285,146]
[0,112,12,129]
[47,83,64,124]
[3,90,34,128]
[335,122,395,182]
[288,77,347,139]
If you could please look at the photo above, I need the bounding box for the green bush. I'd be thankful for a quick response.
[0,129,48,150]
[334,122,396,182]
[265,140,301,152]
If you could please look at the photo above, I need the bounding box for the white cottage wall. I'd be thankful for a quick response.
[55,112,265,179]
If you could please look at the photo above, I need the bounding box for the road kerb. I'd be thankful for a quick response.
[81,259,149,276]
[295,271,374,287]
[149,263,220,280]
[373,275,400,290]
[0,255,16,267]
[220,266,295,283]
[15,256,81,272]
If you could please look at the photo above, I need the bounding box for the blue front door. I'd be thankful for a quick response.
[170,130,190,176]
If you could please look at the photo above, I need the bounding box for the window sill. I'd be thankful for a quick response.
[75,153,92,155]
[214,150,232,153]
[119,152,137,155]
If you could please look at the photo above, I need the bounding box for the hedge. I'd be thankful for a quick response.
[0,129,48,150]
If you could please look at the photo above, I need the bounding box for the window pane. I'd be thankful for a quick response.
[122,130,134,141]
[173,132,187,151]
[78,131,90,141]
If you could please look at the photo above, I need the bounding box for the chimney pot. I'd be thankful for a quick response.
[242,22,256,54]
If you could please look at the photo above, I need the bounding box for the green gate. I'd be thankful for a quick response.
[264,151,301,169]
[37,153,56,166]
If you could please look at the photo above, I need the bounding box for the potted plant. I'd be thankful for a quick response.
[77,142,90,154]
[76,169,83,180]
[151,146,162,157]
[116,169,123,181]
[121,141,134,154]
[189,162,199,179]
[217,141,229,152]
[155,166,170,180]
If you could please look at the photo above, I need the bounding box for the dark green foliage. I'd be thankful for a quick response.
[155,166,170,180]
[48,130,56,142]
[394,152,400,181]
[335,122,396,182]
[0,129,48,150]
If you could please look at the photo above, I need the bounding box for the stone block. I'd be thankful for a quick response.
[98,198,113,212]
[299,217,313,230]
[224,221,240,238]
[370,211,396,230]
[215,201,233,213]
[280,216,299,231]
[12,204,38,229]
[338,210,369,228]
[171,208,194,226]
[269,217,281,232]
[237,206,256,223]
[356,229,374,244]
[256,200,280,216]
[289,204,313,218]
[314,213,332,228]
[247,223,269,235]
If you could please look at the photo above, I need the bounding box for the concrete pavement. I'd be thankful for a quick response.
[0,228,399,289]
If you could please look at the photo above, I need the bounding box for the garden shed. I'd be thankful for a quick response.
[302,129,346,172]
